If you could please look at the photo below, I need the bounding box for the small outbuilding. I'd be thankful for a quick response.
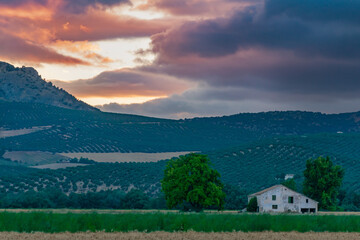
[248,184,318,213]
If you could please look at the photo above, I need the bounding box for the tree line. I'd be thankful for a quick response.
[0,184,248,210]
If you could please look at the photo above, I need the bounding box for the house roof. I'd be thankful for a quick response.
[248,184,319,203]
[248,185,283,197]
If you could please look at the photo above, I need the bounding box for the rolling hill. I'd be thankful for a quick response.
[1,133,360,197]
[3,100,360,153]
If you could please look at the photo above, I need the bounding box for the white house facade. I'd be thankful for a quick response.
[248,185,318,213]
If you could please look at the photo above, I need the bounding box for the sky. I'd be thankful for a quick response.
[1,0,360,119]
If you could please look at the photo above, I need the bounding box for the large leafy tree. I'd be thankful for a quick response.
[161,153,225,211]
[303,156,344,210]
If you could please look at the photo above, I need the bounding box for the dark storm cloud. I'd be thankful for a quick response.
[152,3,360,60]
[265,0,360,23]
[138,0,360,118]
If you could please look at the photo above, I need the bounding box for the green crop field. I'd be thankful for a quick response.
[0,211,360,233]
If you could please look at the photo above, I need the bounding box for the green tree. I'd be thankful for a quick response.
[161,153,225,211]
[282,178,297,191]
[303,156,345,210]
[247,197,258,212]
[122,189,150,209]
[223,184,247,210]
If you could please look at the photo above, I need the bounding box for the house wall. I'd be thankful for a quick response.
[248,186,318,213]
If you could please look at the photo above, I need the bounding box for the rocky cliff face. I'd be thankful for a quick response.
[0,62,97,111]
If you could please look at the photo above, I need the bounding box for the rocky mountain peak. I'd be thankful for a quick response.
[0,61,98,111]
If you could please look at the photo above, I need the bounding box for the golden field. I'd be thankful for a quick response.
[0,231,359,240]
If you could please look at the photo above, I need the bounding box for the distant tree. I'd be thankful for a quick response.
[247,197,258,212]
[122,189,150,209]
[303,156,345,210]
[282,178,297,191]
[150,193,167,209]
[161,153,225,212]
[0,148,5,158]
[223,184,247,210]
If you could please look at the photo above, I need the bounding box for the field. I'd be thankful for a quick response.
[31,163,88,169]
[0,126,51,138]
[1,212,360,233]
[2,232,360,240]
[58,152,194,163]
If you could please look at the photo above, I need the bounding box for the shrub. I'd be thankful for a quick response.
[247,197,258,212]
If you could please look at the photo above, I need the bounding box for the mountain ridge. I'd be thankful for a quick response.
[0,61,97,111]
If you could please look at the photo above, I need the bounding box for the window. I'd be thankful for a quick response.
[288,196,294,203]
[306,199,309,203]
[272,205,278,209]
[272,195,276,201]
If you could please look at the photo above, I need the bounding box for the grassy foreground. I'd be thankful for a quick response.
[2,232,360,240]
[0,212,360,233]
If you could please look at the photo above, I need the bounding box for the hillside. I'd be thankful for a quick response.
[0,62,96,111]
[2,133,360,196]
[208,133,360,193]
[2,101,360,153]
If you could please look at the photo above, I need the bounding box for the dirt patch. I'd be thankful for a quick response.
[0,126,51,138]
[31,163,88,170]
[0,231,359,240]
[58,152,195,163]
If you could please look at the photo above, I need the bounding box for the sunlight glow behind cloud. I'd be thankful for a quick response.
[39,37,155,81]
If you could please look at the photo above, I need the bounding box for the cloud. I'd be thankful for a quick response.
[138,0,255,17]
[151,4,360,60]
[0,0,130,13]
[3,0,360,118]
[0,30,88,65]
[140,0,360,113]
[60,0,130,13]
[53,11,171,41]
[0,0,169,65]
[0,0,47,6]
[265,0,360,23]
[52,68,191,98]
[99,84,360,119]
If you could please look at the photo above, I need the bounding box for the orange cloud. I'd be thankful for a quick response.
[0,4,53,21]
[0,30,89,65]
[0,2,171,65]
[52,40,99,53]
[51,40,114,65]
[52,10,171,41]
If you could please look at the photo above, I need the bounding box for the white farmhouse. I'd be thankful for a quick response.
[248,185,318,213]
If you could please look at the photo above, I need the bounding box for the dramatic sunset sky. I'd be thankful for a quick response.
[1,0,359,118]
